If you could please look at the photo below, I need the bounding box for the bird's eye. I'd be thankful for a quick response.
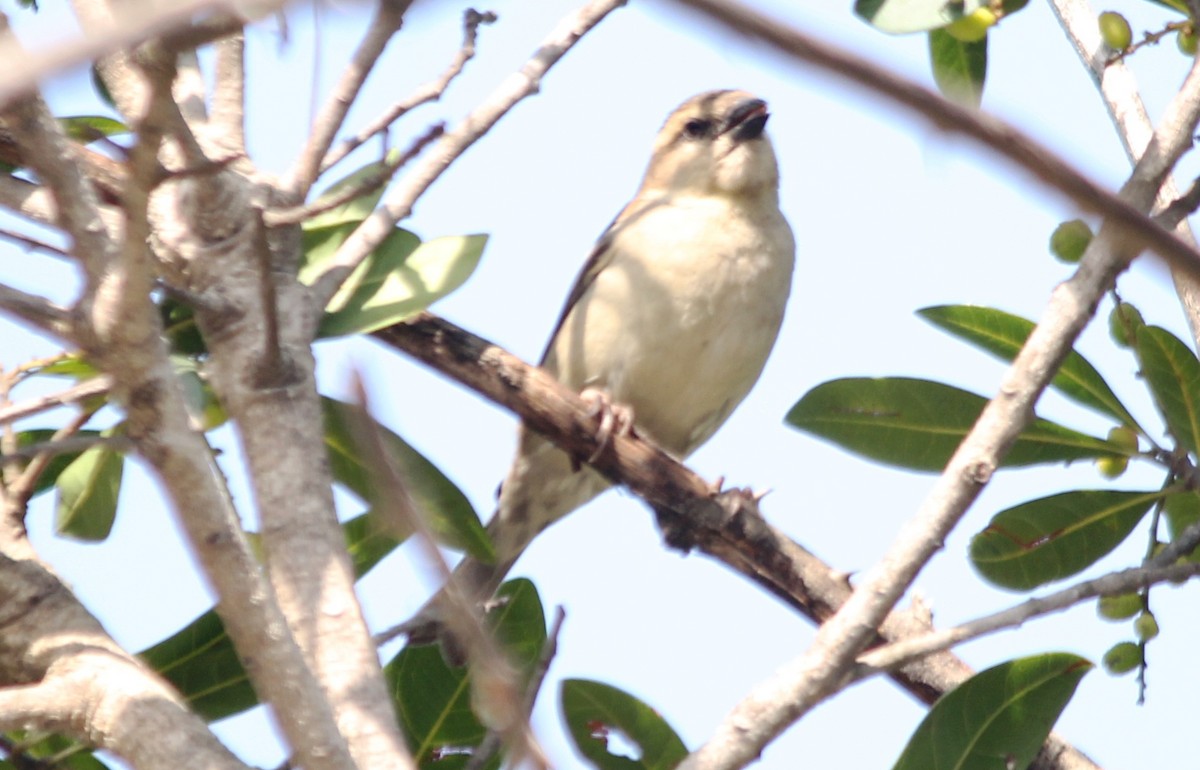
[683,118,713,139]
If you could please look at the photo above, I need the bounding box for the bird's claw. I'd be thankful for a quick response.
[581,387,635,464]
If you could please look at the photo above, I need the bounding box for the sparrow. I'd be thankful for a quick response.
[411,89,794,644]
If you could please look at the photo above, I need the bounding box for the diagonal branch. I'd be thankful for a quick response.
[0,282,72,337]
[656,4,1200,768]
[372,314,1097,770]
[286,0,414,199]
[307,0,628,315]
[318,8,496,175]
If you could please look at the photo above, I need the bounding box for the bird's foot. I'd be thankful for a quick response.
[580,387,635,464]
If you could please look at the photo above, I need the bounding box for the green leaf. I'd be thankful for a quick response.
[302,153,399,232]
[929,28,987,107]
[12,429,100,498]
[856,0,987,33]
[140,609,256,722]
[892,653,1091,770]
[388,580,546,767]
[1163,491,1200,562]
[561,680,689,770]
[139,509,401,721]
[160,298,207,357]
[322,397,492,562]
[54,429,124,541]
[970,490,1164,590]
[0,733,110,770]
[318,233,487,338]
[59,115,128,143]
[918,305,1143,431]
[1135,325,1200,456]
[786,377,1114,472]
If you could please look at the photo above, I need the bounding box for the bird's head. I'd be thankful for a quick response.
[641,89,780,197]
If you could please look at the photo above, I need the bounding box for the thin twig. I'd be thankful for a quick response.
[286,0,415,199]
[461,606,566,770]
[267,123,444,227]
[0,226,71,260]
[319,9,497,175]
[856,561,1200,676]
[9,407,98,507]
[307,0,628,316]
[0,431,127,462]
[0,376,111,425]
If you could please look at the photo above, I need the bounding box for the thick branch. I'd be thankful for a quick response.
[371,315,1096,770]
[0,283,72,337]
[308,0,628,314]
[0,554,251,770]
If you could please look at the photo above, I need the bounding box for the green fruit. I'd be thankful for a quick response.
[1135,611,1160,641]
[1049,219,1092,263]
[1107,426,1139,453]
[1097,593,1142,620]
[1179,26,1198,56]
[1099,12,1133,50]
[1102,641,1141,675]
[1108,302,1144,348]
[1096,455,1128,479]
[946,7,998,42]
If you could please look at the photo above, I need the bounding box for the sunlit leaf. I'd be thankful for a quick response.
[893,653,1091,770]
[388,580,546,768]
[59,115,128,142]
[918,305,1143,431]
[929,28,987,107]
[318,233,487,338]
[302,152,400,232]
[786,377,1113,472]
[322,397,492,561]
[970,490,1165,590]
[54,428,124,541]
[856,0,986,33]
[561,679,688,770]
[1135,325,1200,456]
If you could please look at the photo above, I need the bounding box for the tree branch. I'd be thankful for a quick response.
[286,0,414,199]
[653,3,1200,767]
[0,283,72,338]
[318,8,496,175]
[371,314,1096,770]
[211,31,246,157]
[307,0,628,315]
[857,562,1200,675]
[0,553,252,770]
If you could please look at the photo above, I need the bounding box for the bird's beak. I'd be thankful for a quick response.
[726,98,769,142]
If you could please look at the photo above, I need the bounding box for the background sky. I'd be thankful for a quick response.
[3,0,1199,768]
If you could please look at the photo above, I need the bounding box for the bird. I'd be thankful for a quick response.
[409,88,795,649]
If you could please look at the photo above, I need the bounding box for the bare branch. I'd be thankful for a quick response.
[0,283,72,337]
[307,0,628,315]
[0,0,268,111]
[372,313,1100,770]
[0,174,57,224]
[286,0,415,199]
[266,122,444,227]
[0,553,252,770]
[857,562,1200,676]
[0,376,110,426]
[319,9,497,175]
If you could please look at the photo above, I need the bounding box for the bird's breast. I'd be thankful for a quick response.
[546,195,794,456]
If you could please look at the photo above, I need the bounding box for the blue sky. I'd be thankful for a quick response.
[4,0,1199,767]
